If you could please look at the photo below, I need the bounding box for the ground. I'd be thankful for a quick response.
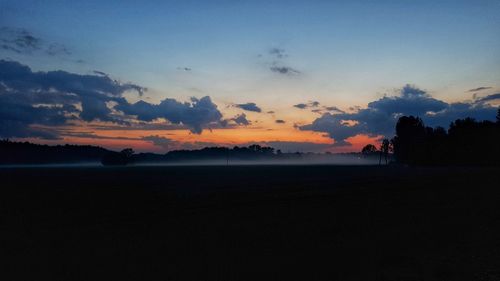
[1,165,500,280]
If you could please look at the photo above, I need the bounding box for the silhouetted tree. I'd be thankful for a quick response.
[392,112,500,166]
[120,148,134,158]
[101,148,135,166]
[0,139,110,164]
[391,116,426,165]
[361,144,377,155]
[379,139,390,165]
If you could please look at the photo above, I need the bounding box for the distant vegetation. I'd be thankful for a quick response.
[0,140,110,164]
[0,141,367,166]
[362,108,500,166]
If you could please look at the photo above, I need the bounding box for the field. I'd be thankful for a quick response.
[1,165,500,280]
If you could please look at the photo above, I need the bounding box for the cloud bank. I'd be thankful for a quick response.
[0,60,226,138]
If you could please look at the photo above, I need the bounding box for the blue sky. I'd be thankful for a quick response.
[1,0,499,152]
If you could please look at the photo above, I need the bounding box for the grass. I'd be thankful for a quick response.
[1,165,500,280]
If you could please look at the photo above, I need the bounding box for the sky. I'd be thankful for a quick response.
[1,0,499,153]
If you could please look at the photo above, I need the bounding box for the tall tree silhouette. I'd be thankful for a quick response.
[379,139,390,165]
[391,116,426,165]
[392,111,500,166]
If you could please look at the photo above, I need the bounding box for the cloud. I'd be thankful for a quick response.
[232,113,250,125]
[0,27,41,54]
[474,93,500,103]
[270,65,300,75]
[325,106,344,113]
[275,119,286,124]
[269,48,287,59]
[235,102,262,112]
[300,84,499,146]
[46,43,71,56]
[294,101,320,109]
[468,87,492,92]
[62,132,138,140]
[0,26,71,57]
[116,96,224,134]
[0,60,144,138]
[0,60,224,138]
[263,47,301,76]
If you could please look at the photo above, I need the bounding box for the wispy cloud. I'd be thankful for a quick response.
[0,26,71,57]
[294,101,320,109]
[468,86,492,92]
[270,65,300,75]
[263,47,301,76]
[269,47,287,59]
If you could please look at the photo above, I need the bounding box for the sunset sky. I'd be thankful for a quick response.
[1,0,499,153]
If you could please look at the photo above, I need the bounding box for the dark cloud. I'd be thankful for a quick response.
[93,70,109,77]
[275,119,286,124]
[0,27,41,54]
[475,93,500,103]
[300,84,499,146]
[468,87,492,92]
[264,47,301,76]
[0,60,144,138]
[310,101,320,107]
[62,132,138,140]
[116,96,224,134]
[325,106,344,113]
[294,101,320,109]
[269,48,287,59]
[235,102,262,112]
[0,60,225,138]
[46,43,71,56]
[231,113,250,125]
[270,66,300,75]
[87,123,187,131]
[0,27,71,57]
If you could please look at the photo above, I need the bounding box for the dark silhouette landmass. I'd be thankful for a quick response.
[0,140,111,164]
[0,140,374,166]
[391,109,500,166]
[362,108,500,166]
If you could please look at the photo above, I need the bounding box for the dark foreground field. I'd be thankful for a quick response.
[1,165,500,280]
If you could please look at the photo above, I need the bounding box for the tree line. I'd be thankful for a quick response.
[362,108,500,166]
